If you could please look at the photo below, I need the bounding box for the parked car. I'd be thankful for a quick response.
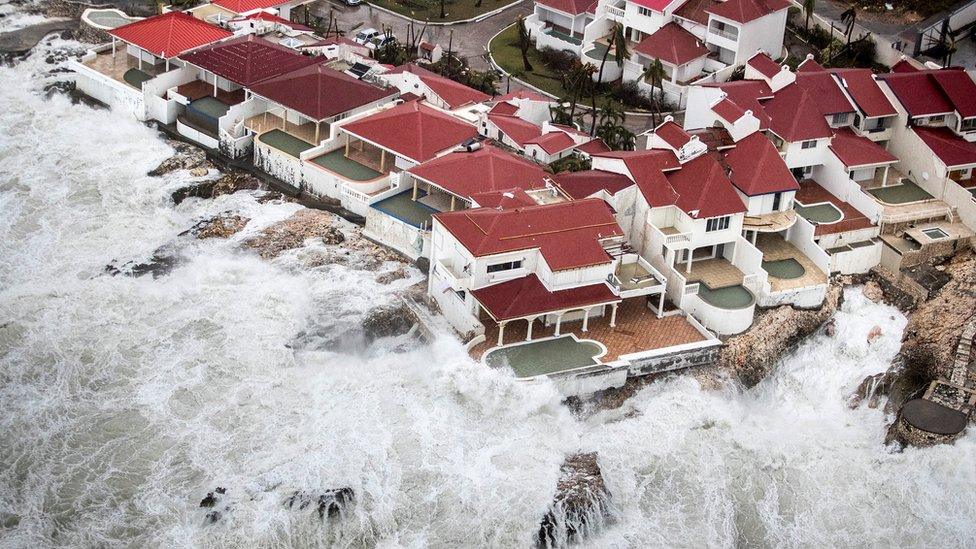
[366,35,397,50]
[354,28,379,44]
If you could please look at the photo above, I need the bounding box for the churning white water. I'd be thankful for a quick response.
[1,28,975,548]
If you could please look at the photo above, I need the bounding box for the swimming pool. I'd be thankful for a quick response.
[483,335,604,378]
[866,180,933,204]
[795,202,843,224]
[696,283,754,309]
[763,258,806,279]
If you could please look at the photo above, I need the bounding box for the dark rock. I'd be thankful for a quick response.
[283,488,354,520]
[215,487,226,495]
[538,452,611,548]
[171,180,215,205]
[244,209,343,259]
[181,214,250,240]
[149,141,208,177]
[415,256,430,274]
[375,267,407,284]
[361,302,415,343]
[171,172,263,204]
[824,319,836,337]
[105,245,179,279]
[205,511,221,524]
[200,493,217,508]
[43,80,75,98]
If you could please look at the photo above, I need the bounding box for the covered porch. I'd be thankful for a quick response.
[245,109,322,146]
[471,297,708,362]
[83,47,169,89]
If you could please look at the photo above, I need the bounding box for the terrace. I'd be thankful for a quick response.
[470,299,707,363]
[755,233,827,292]
[370,190,439,230]
[83,48,166,89]
[795,179,875,236]
[246,112,320,147]
[682,257,744,289]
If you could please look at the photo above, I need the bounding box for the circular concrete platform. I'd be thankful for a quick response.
[901,399,968,436]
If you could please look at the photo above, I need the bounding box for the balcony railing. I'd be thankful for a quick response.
[605,5,625,19]
[708,26,738,41]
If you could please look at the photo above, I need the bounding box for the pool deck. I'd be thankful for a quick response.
[796,180,875,236]
[246,113,319,144]
[83,49,164,88]
[176,80,244,105]
[683,258,744,289]
[471,299,707,362]
[310,149,384,181]
[756,233,827,292]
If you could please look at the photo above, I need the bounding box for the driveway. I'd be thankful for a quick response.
[307,0,531,71]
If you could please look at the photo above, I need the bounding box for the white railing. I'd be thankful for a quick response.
[708,26,738,41]
[606,5,625,19]
[664,231,692,244]
[880,205,951,225]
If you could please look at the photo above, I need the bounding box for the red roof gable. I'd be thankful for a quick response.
[536,0,599,14]
[797,57,826,73]
[675,0,721,24]
[575,138,612,155]
[525,131,576,154]
[387,64,490,109]
[831,68,896,118]
[248,64,396,121]
[705,0,790,23]
[666,154,746,218]
[472,274,618,321]
[554,169,635,199]
[764,83,833,142]
[712,98,747,123]
[434,199,623,271]
[406,144,549,199]
[722,132,798,195]
[915,127,976,168]
[828,128,898,167]
[654,120,693,149]
[488,101,519,116]
[634,23,708,66]
[930,70,976,118]
[212,0,290,13]
[747,52,781,79]
[891,59,919,73]
[179,35,320,86]
[109,12,231,59]
[878,71,956,117]
[708,80,773,128]
[489,113,543,145]
[342,101,478,163]
[593,149,680,208]
[795,71,855,115]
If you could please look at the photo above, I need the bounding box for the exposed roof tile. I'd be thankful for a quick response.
[406,144,550,199]
[248,63,396,121]
[472,274,618,321]
[341,101,478,163]
[179,35,320,86]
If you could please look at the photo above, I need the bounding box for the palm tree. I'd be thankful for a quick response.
[840,6,856,47]
[641,58,666,124]
[564,60,592,121]
[595,24,627,85]
[516,16,533,72]
[803,0,816,31]
[599,100,624,128]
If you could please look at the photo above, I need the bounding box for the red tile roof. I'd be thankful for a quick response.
[747,52,781,79]
[489,113,543,145]
[575,138,611,155]
[535,0,599,14]
[179,35,320,86]
[109,12,232,59]
[666,154,746,218]
[406,144,550,199]
[712,98,747,123]
[632,0,677,11]
[212,0,289,13]
[706,80,773,128]
[828,128,898,167]
[635,23,708,66]
[764,83,833,141]
[554,169,635,199]
[248,64,396,121]
[891,59,919,73]
[674,0,721,24]
[654,120,693,149]
[472,274,618,321]
[795,71,855,115]
[914,127,976,168]
[930,70,976,118]
[434,199,623,271]
[386,63,490,109]
[722,132,798,195]
[488,101,519,116]
[831,68,897,118]
[525,131,576,154]
[342,101,478,163]
[797,56,826,73]
[234,11,312,31]
[878,70,956,117]
[594,150,680,207]
[705,0,790,23]
[468,189,538,209]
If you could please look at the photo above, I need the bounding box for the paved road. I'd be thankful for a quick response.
[307,0,530,71]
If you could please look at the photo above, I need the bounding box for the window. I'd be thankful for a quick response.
[487,260,523,273]
[831,113,849,125]
[705,216,731,232]
[772,192,781,211]
[637,6,653,16]
[961,118,976,132]
[801,140,818,149]
[928,115,945,124]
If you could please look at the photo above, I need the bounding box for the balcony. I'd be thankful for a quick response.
[660,225,692,246]
[608,254,666,299]
[605,4,625,20]
[436,259,471,290]
[707,25,738,42]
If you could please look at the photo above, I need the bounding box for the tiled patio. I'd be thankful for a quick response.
[756,233,827,291]
[175,80,245,104]
[682,257,744,289]
[84,49,164,87]
[246,112,320,144]
[796,179,875,236]
[470,299,707,362]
